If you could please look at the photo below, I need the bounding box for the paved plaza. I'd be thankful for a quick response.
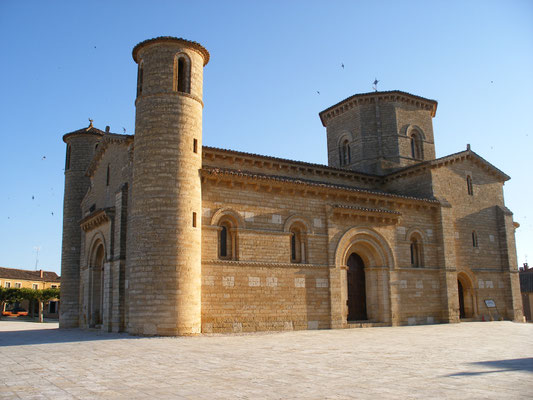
[0,320,532,399]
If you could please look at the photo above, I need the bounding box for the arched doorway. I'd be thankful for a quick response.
[457,273,475,319]
[90,243,105,327]
[347,253,367,321]
[458,280,466,318]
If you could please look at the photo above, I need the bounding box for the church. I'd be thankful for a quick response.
[59,37,524,335]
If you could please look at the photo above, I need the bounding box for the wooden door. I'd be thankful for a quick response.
[458,280,466,319]
[347,253,367,321]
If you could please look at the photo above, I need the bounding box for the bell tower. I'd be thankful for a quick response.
[128,37,209,335]
[319,91,438,175]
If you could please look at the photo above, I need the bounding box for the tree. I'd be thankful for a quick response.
[0,287,25,319]
[19,287,38,319]
[35,288,60,323]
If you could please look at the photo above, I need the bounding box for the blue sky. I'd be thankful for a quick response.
[0,0,532,275]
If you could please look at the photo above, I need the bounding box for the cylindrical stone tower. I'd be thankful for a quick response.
[128,37,209,336]
[60,124,103,328]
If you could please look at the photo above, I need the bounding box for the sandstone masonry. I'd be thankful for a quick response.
[59,36,524,335]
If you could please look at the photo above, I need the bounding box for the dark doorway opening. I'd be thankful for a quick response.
[347,253,367,321]
[458,279,466,319]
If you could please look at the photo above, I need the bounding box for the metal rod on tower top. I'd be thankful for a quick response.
[34,246,40,270]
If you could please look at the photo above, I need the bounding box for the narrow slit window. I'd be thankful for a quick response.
[289,225,304,263]
[220,225,228,258]
[193,138,198,153]
[340,140,350,166]
[192,212,197,227]
[410,131,423,159]
[467,175,473,196]
[136,62,143,97]
[106,164,110,186]
[65,144,71,170]
[472,231,478,248]
[410,239,420,267]
[291,232,297,261]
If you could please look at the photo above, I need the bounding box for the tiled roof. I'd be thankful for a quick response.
[63,124,105,142]
[0,267,60,283]
[132,36,210,65]
[202,167,439,204]
[383,149,511,182]
[319,90,438,126]
[203,146,381,180]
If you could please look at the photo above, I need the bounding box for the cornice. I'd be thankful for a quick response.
[203,146,382,185]
[132,36,210,65]
[330,204,401,225]
[135,91,204,108]
[80,208,115,232]
[383,149,510,182]
[319,90,438,127]
[201,166,439,206]
[62,124,105,143]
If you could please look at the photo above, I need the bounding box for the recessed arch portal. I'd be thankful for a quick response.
[457,272,475,319]
[335,227,395,324]
[335,227,395,269]
[88,238,106,327]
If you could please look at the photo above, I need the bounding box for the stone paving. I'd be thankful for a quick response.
[0,320,532,399]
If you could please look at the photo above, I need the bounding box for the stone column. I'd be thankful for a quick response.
[436,199,460,323]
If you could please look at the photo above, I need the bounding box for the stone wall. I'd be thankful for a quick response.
[60,132,102,328]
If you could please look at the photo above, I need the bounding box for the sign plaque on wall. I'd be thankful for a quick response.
[484,299,496,308]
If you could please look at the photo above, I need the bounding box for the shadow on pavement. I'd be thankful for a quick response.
[0,327,140,347]
[445,358,533,377]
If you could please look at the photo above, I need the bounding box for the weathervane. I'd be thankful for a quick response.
[372,78,379,92]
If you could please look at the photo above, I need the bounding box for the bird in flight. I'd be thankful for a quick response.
[341,63,344,69]
[316,91,320,95]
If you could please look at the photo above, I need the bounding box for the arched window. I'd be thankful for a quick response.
[218,219,236,260]
[65,144,71,170]
[466,175,473,196]
[289,223,307,263]
[136,61,144,97]
[472,231,478,248]
[410,237,421,267]
[174,54,191,94]
[339,140,351,166]
[410,133,423,159]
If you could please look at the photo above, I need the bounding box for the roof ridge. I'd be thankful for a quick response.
[384,149,510,181]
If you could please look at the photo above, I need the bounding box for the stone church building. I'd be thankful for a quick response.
[60,37,523,335]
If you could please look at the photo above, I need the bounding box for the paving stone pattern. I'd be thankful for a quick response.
[1,321,532,399]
